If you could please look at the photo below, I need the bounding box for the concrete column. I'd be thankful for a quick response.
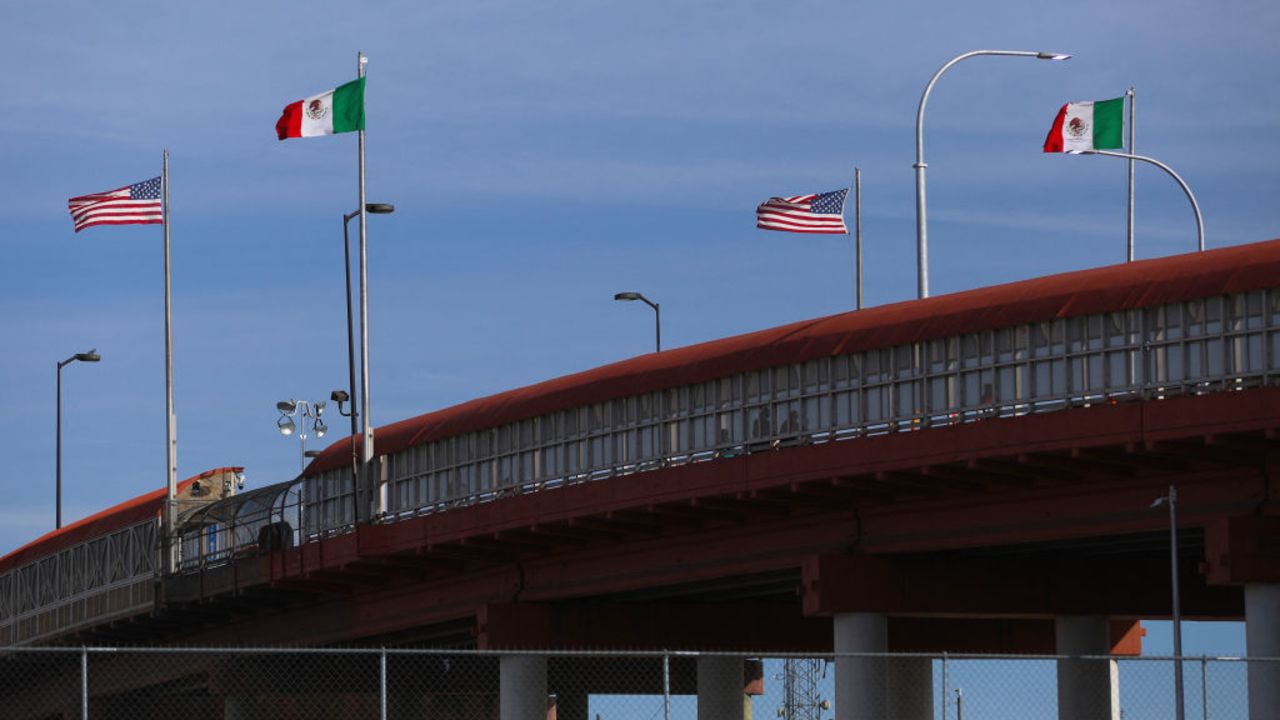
[831,613,933,719]
[1246,583,1280,720]
[697,655,744,720]
[1055,615,1118,720]
[834,613,887,720]
[500,655,547,720]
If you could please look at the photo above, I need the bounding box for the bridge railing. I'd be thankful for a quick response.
[0,519,159,646]
[312,287,1279,533]
[174,287,1280,568]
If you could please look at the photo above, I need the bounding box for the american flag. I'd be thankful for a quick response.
[67,177,163,232]
[756,189,849,234]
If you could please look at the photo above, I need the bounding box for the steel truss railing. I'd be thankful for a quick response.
[0,520,158,645]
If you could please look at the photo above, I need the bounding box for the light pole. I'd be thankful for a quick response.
[1076,150,1204,252]
[914,49,1071,298]
[56,349,100,529]
[276,399,328,472]
[1152,485,1185,720]
[614,292,661,352]
[343,203,394,516]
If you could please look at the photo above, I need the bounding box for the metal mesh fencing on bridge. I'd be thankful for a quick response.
[0,647,1264,720]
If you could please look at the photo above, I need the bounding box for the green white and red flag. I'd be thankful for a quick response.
[1043,97,1124,153]
[276,78,365,140]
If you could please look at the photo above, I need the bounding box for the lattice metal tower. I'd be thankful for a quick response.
[776,658,829,720]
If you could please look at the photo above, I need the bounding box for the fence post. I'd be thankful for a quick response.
[81,646,88,720]
[380,647,387,720]
[1200,656,1208,720]
[662,651,671,720]
[940,652,949,720]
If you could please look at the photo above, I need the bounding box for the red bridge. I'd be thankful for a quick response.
[4,239,1279,719]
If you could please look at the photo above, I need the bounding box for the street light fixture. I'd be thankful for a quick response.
[1151,485,1186,720]
[614,292,661,352]
[56,349,101,529]
[342,204,394,514]
[276,399,327,472]
[913,49,1071,299]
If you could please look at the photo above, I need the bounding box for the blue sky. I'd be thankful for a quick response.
[1,1,1275,653]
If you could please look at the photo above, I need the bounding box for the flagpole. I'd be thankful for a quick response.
[162,149,178,572]
[356,51,378,519]
[1081,149,1204,253]
[840,170,860,310]
[1127,87,1135,262]
[853,168,862,310]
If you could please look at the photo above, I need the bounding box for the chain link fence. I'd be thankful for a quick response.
[0,647,1267,719]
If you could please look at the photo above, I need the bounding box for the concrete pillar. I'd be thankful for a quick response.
[500,655,547,720]
[697,655,744,720]
[1246,583,1280,720]
[834,613,887,720]
[832,613,932,720]
[1055,615,1118,720]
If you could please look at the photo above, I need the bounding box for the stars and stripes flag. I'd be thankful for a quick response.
[756,189,849,234]
[67,177,163,232]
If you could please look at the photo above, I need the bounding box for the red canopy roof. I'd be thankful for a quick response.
[305,238,1280,477]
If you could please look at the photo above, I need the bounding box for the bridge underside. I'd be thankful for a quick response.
[54,388,1280,651]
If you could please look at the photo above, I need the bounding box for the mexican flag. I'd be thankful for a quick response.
[276,77,365,140]
[1043,97,1124,153]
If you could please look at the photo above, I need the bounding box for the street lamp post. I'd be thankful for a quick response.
[56,349,100,529]
[342,204,394,516]
[614,292,661,352]
[276,399,328,472]
[914,49,1071,299]
[1152,485,1186,720]
[1077,150,1204,253]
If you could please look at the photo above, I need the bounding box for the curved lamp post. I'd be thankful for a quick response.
[56,349,100,529]
[614,292,661,352]
[1079,150,1204,253]
[915,50,1071,299]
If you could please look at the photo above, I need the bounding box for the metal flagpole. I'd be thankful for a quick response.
[162,149,178,572]
[1080,149,1204,252]
[356,52,378,517]
[1127,87,1135,262]
[841,169,860,310]
[854,168,863,310]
